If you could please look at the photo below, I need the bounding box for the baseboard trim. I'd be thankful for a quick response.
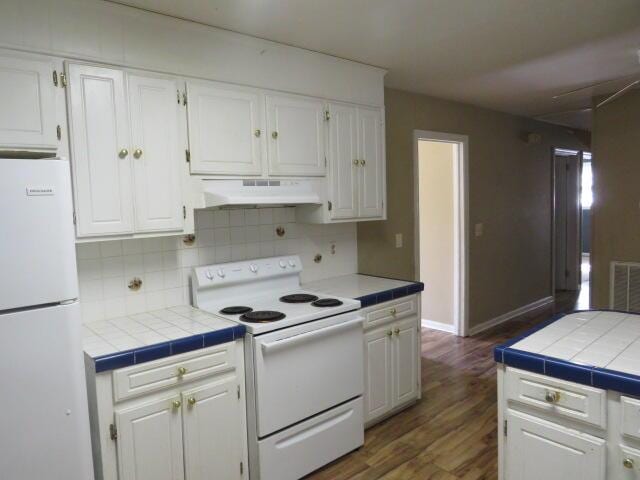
[469,296,555,336]
[421,319,457,334]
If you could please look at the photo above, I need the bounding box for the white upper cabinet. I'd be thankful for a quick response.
[128,74,184,232]
[67,63,134,236]
[327,103,358,220]
[266,93,326,176]
[67,62,186,239]
[186,81,263,176]
[0,51,58,151]
[357,106,385,218]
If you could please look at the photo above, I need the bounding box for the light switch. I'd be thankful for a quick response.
[475,223,484,237]
[395,233,403,248]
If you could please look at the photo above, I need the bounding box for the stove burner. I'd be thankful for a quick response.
[311,298,344,308]
[279,293,319,303]
[219,306,253,315]
[240,310,286,323]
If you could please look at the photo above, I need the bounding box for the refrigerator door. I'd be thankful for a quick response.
[0,302,94,479]
[0,158,78,310]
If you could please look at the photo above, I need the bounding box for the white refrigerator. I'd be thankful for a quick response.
[0,158,94,479]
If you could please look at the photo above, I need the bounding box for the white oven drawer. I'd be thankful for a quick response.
[258,397,364,480]
[253,311,364,437]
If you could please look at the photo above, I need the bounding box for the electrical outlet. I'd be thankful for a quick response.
[395,233,403,248]
[475,223,484,237]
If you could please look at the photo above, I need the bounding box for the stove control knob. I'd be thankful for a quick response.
[279,260,287,269]
[250,264,258,273]
[205,270,213,280]
[288,259,296,267]
[217,268,225,278]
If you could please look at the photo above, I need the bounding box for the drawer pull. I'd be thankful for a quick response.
[386,330,393,337]
[623,458,635,469]
[187,397,197,407]
[394,328,400,336]
[390,308,397,316]
[171,400,181,410]
[177,366,187,376]
[545,391,560,403]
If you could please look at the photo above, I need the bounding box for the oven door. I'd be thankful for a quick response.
[253,311,364,437]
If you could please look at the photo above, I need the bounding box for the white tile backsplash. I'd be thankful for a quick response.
[77,207,358,323]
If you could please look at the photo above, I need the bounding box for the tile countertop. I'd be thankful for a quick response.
[303,274,424,307]
[495,310,640,397]
[83,306,245,373]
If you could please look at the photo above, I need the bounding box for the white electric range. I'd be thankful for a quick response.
[192,255,365,480]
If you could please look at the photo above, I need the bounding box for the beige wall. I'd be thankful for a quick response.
[591,90,640,308]
[418,141,455,326]
[358,88,590,329]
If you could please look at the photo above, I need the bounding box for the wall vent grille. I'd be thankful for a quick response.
[610,262,640,313]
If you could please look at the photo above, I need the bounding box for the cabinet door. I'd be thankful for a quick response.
[357,107,384,218]
[364,326,393,423]
[116,396,185,480]
[67,63,134,236]
[186,81,262,175]
[393,316,419,407]
[128,74,184,232]
[266,93,326,176]
[328,103,358,220]
[182,376,244,480]
[505,410,606,480]
[0,52,57,150]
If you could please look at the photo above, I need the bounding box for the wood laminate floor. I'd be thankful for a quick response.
[306,291,581,480]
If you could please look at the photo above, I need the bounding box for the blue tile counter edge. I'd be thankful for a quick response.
[355,281,424,307]
[91,324,246,373]
[494,309,640,397]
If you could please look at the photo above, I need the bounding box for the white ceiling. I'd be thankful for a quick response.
[110,0,640,130]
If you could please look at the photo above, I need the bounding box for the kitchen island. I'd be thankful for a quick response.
[495,310,640,480]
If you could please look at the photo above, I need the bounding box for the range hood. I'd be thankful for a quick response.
[201,179,322,209]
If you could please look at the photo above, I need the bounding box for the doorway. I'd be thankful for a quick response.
[414,131,469,336]
[552,148,591,309]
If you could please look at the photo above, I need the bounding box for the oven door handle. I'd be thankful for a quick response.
[260,317,363,354]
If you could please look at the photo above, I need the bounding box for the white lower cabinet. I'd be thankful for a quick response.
[505,409,606,480]
[363,295,421,426]
[86,342,248,480]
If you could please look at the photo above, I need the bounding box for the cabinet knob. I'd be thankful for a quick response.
[171,400,181,410]
[386,330,393,337]
[133,148,143,159]
[360,159,366,166]
[118,148,129,158]
[544,391,560,403]
[177,366,187,376]
[187,397,197,406]
[394,328,400,336]
[254,129,261,137]
[353,159,359,166]
[390,308,397,315]
[272,131,278,139]
[623,458,635,469]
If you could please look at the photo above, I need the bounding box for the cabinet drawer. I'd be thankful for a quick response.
[622,396,640,440]
[364,296,417,330]
[505,367,606,429]
[113,342,235,402]
[619,444,640,477]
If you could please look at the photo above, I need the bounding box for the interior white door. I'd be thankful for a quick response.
[0,51,57,150]
[393,317,419,406]
[364,326,393,423]
[357,106,384,218]
[67,63,134,236]
[182,376,244,480]
[328,103,358,219]
[186,81,263,175]
[116,396,185,480]
[128,74,184,232]
[505,410,606,480]
[266,93,326,176]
